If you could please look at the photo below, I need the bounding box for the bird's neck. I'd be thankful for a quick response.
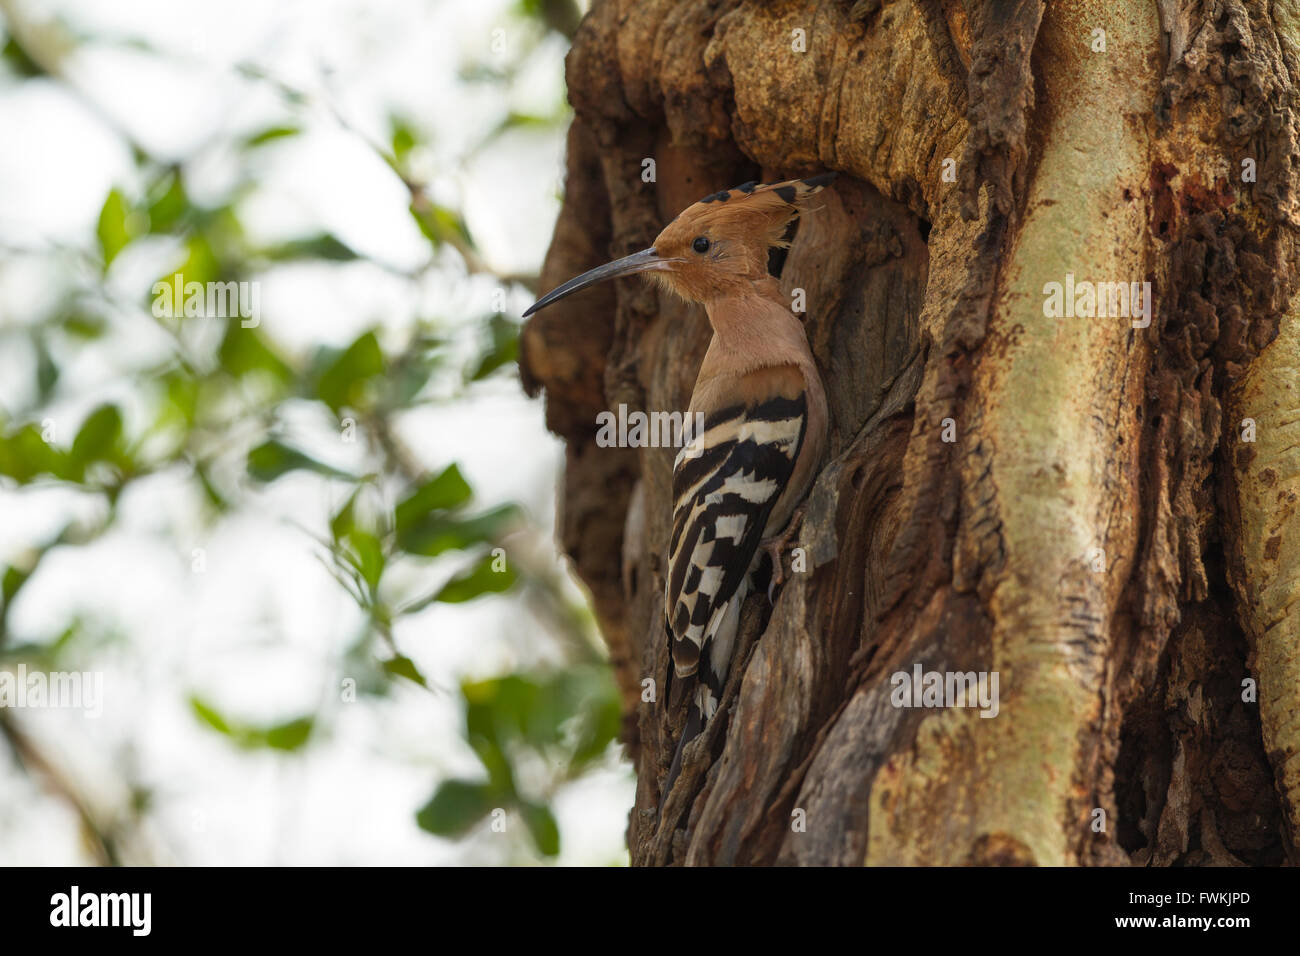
[698,279,816,377]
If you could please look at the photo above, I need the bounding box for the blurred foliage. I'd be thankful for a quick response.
[190,696,315,752]
[0,0,618,864]
[417,666,620,855]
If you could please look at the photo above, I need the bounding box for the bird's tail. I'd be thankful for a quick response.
[661,576,751,800]
[663,697,702,798]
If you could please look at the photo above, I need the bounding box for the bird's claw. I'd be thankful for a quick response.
[761,505,807,603]
[765,542,783,603]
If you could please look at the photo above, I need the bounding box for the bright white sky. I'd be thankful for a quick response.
[0,0,634,865]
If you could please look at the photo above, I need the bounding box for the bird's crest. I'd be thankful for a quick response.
[695,173,837,208]
[672,173,837,250]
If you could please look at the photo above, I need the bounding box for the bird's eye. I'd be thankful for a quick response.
[692,236,711,254]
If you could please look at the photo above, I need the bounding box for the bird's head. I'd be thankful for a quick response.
[523,173,835,316]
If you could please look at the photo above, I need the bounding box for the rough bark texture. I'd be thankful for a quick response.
[521,0,1300,865]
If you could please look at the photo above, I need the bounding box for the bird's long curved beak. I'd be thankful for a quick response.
[523,247,670,316]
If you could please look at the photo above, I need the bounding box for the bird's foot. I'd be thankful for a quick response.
[761,504,807,603]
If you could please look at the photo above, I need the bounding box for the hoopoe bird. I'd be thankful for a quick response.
[524,174,833,796]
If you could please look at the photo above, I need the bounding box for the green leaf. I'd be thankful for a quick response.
[190,696,234,736]
[433,553,517,604]
[0,424,72,483]
[519,801,560,856]
[410,201,473,249]
[34,333,58,400]
[194,462,229,512]
[2,564,31,610]
[416,779,496,837]
[189,696,315,751]
[2,37,43,78]
[346,529,385,593]
[394,464,473,531]
[155,234,220,299]
[219,322,292,383]
[330,489,360,541]
[568,672,622,767]
[499,110,559,131]
[70,404,123,466]
[468,731,516,795]
[146,170,189,233]
[242,125,300,148]
[464,676,548,747]
[381,655,427,687]
[246,439,352,482]
[96,189,132,268]
[397,503,519,558]
[389,116,419,165]
[316,331,384,413]
[390,339,443,404]
[482,108,572,147]
[59,313,108,340]
[470,314,519,381]
[262,716,314,751]
[155,370,199,431]
[260,234,358,262]
[460,668,620,767]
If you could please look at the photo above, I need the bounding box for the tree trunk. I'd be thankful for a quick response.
[520,0,1300,866]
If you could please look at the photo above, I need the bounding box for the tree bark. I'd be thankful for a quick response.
[521,0,1300,866]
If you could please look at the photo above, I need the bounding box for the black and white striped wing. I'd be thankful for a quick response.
[666,394,807,687]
